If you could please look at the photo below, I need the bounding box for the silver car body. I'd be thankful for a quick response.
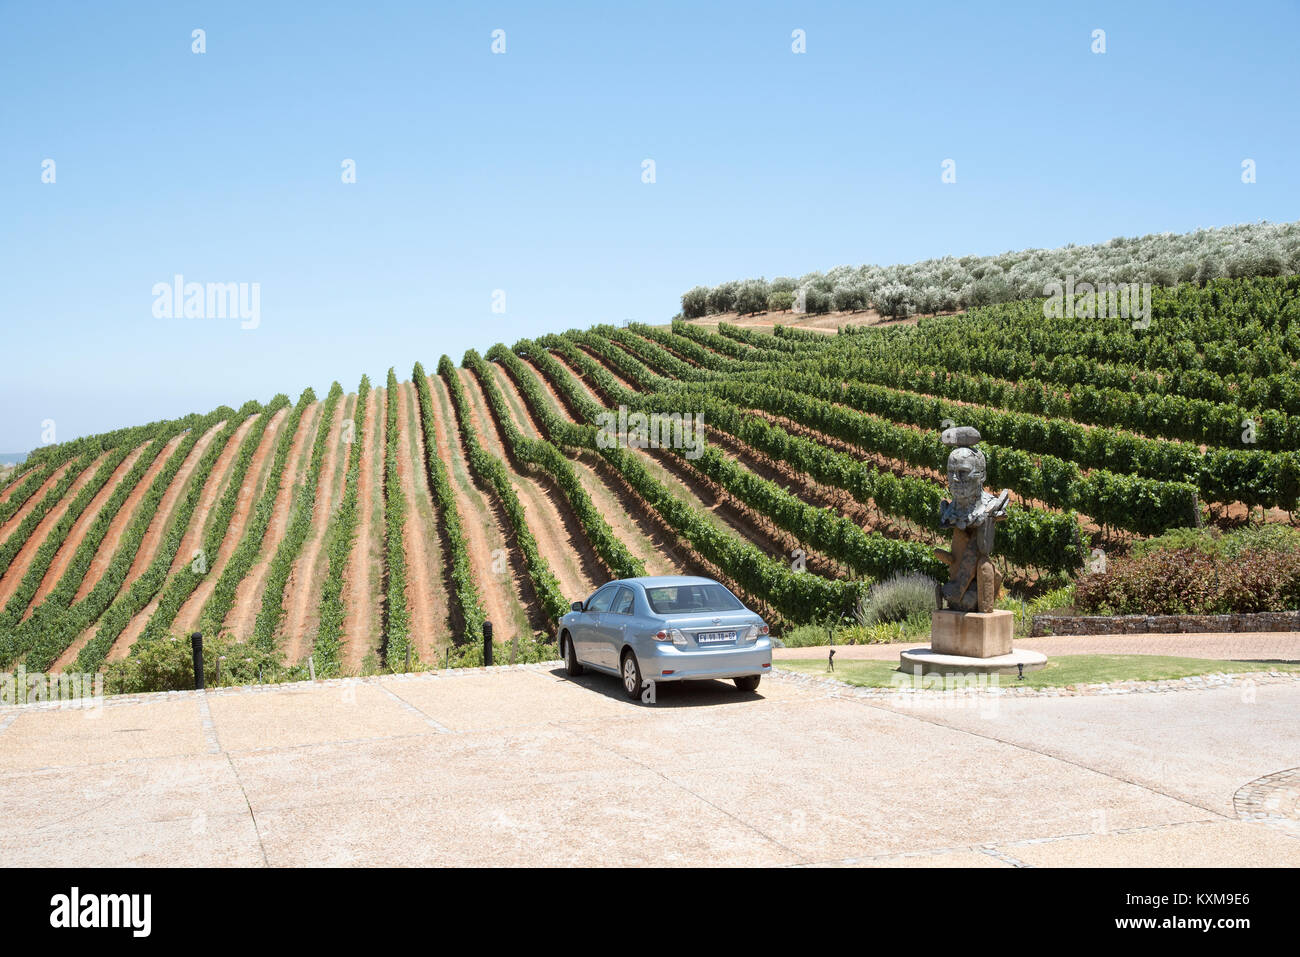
[557,575,772,685]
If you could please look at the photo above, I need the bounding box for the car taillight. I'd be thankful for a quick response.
[655,629,687,646]
[654,630,670,642]
[758,623,769,635]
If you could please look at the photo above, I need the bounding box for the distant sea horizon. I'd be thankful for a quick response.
[0,453,28,466]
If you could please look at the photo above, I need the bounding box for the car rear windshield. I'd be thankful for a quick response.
[645,583,743,615]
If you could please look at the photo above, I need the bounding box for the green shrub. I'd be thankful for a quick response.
[1075,545,1300,615]
[858,572,939,624]
[780,613,931,647]
[1130,526,1223,557]
[1131,524,1300,560]
[1218,524,1300,558]
[448,633,558,667]
[104,631,289,694]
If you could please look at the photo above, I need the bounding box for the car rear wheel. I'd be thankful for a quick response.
[563,634,584,677]
[734,675,761,692]
[621,651,643,700]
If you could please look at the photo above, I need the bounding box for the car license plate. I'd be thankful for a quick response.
[696,631,736,644]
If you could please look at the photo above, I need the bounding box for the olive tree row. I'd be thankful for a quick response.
[680,220,1300,320]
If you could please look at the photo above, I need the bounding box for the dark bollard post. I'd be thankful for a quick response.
[483,620,494,667]
[191,632,205,690]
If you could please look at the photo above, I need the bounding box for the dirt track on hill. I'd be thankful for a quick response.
[73,434,187,604]
[533,346,814,613]
[0,453,109,610]
[430,373,536,640]
[281,396,351,664]
[167,415,259,580]
[517,354,694,578]
[172,408,286,636]
[575,344,642,394]
[121,423,225,595]
[103,421,232,662]
[222,403,320,641]
[24,444,147,618]
[0,467,36,503]
[562,341,803,566]
[710,425,926,546]
[342,388,381,672]
[688,306,925,332]
[0,460,77,546]
[395,381,451,660]
[462,365,603,601]
[488,360,683,580]
[548,351,606,410]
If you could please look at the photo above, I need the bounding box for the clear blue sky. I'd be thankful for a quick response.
[2,0,1297,454]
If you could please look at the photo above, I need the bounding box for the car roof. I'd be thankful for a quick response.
[612,576,720,589]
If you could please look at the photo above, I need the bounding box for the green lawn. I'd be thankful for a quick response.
[778,654,1300,689]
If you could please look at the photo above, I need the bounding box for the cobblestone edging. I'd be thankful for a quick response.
[1031,610,1300,637]
[0,659,568,712]
[1233,767,1300,836]
[770,666,1300,699]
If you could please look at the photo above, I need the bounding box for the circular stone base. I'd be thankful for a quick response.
[899,647,1048,677]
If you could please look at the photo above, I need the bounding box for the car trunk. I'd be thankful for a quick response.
[664,612,756,649]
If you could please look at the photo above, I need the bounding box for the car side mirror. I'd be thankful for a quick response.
[570,601,584,613]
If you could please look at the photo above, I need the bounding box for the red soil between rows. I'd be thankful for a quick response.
[103,421,233,662]
[50,432,208,672]
[0,460,77,545]
[120,422,226,597]
[171,408,287,636]
[72,434,188,605]
[394,380,451,661]
[341,387,381,672]
[557,340,819,569]
[280,397,350,664]
[24,443,149,619]
[0,452,111,610]
[429,373,535,639]
[495,356,685,578]
[0,467,38,504]
[461,365,603,601]
[166,415,260,581]
[222,402,320,641]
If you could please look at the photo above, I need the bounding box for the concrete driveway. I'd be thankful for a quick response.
[1,665,1297,867]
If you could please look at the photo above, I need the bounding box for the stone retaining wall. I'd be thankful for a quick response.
[1030,610,1300,637]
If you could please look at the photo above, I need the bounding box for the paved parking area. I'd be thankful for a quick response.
[1,665,1297,867]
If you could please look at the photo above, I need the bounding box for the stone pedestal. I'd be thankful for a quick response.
[898,608,1046,676]
[930,609,1014,658]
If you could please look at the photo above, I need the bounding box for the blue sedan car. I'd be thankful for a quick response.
[557,576,772,699]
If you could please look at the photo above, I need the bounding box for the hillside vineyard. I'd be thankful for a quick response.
[1,275,1296,676]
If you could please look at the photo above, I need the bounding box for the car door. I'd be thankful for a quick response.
[576,584,618,666]
[597,586,637,669]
